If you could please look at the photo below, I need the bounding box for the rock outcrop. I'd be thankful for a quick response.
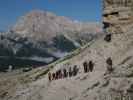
[103,0,133,34]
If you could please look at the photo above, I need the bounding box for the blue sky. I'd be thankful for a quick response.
[0,0,102,31]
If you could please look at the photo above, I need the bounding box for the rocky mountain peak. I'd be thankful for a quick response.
[12,10,102,41]
[25,10,58,21]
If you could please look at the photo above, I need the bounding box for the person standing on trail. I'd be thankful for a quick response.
[83,61,88,73]
[55,71,58,80]
[48,72,52,81]
[69,67,73,77]
[106,57,113,74]
[73,65,78,76]
[63,68,68,78]
[89,61,94,72]
[58,69,62,79]
[52,73,56,80]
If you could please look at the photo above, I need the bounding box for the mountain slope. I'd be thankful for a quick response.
[0,11,102,70]
[2,1,133,100]
[2,25,133,100]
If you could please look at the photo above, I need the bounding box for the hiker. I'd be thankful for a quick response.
[106,57,113,74]
[52,73,56,80]
[55,70,59,80]
[48,72,52,81]
[73,65,78,76]
[58,69,63,79]
[66,68,68,78]
[89,61,94,72]
[104,34,112,42]
[60,69,63,79]
[63,68,68,78]
[69,67,73,77]
[83,61,88,73]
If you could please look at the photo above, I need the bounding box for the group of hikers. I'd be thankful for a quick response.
[48,22,114,81]
[83,61,94,73]
[48,57,113,81]
[48,65,79,81]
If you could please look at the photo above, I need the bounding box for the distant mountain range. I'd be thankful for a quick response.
[0,10,103,70]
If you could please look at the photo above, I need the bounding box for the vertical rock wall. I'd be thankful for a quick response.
[103,0,133,34]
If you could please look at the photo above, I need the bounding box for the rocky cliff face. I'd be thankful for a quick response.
[103,0,133,34]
